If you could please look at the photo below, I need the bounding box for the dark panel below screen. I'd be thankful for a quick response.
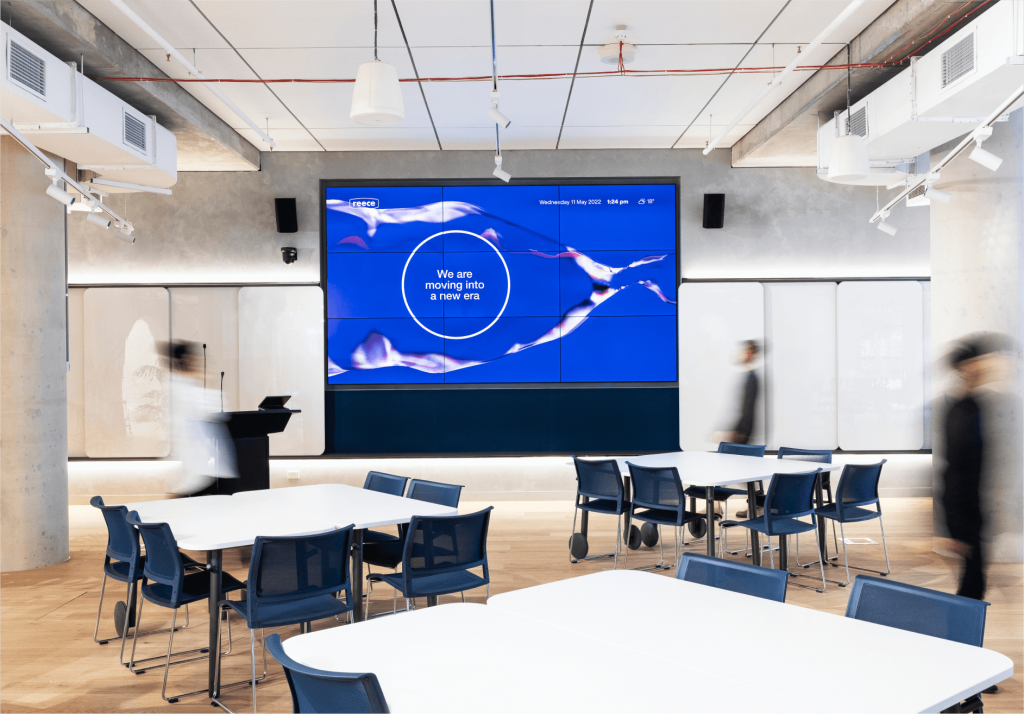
[325,387,679,454]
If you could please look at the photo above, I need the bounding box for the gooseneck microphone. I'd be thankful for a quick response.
[220,371,225,413]
[203,343,207,391]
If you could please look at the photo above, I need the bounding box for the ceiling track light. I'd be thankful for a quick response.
[488,90,511,129]
[86,206,112,229]
[969,143,1003,172]
[45,180,76,206]
[114,223,136,244]
[493,155,511,183]
[876,210,897,236]
[925,185,951,203]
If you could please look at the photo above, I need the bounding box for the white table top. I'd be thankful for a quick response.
[488,571,1014,713]
[282,603,778,714]
[615,451,842,487]
[232,483,458,529]
[123,495,338,551]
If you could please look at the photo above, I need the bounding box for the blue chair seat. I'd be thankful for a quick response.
[104,557,143,582]
[577,498,623,515]
[815,503,880,523]
[631,507,703,527]
[682,485,747,501]
[224,593,351,629]
[142,570,244,608]
[378,569,488,599]
[363,529,400,543]
[362,539,404,570]
[720,516,817,536]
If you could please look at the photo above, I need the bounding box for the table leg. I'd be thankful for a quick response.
[778,535,789,571]
[579,497,589,537]
[426,596,438,607]
[747,482,761,566]
[351,529,364,623]
[622,476,632,542]
[704,486,716,557]
[814,474,828,565]
[208,549,222,698]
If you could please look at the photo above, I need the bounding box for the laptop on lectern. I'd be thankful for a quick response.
[257,395,291,410]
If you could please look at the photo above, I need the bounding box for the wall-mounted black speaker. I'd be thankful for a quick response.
[703,193,725,229]
[275,198,298,233]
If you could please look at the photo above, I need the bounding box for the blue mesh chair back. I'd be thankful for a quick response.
[397,507,492,595]
[761,470,820,535]
[265,633,389,713]
[571,456,624,509]
[777,447,832,464]
[676,552,788,602]
[244,526,354,628]
[846,575,989,647]
[835,461,886,517]
[363,472,408,497]
[628,464,683,512]
[718,443,766,457]
[91,496,141,570]
[126,511,188,607]
[406,479,463,508]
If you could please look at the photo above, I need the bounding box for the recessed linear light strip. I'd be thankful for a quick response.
[1,117,134,241]
[703,0,865,155]
[106,0,276,150]
[869,83,1023,224]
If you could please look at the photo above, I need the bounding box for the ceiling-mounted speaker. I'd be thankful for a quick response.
[275,198,298,233]
[703,194,725,229]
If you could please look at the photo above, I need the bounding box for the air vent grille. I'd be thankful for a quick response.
[123,113,147,152]
[907,185,927,200]
[9,41,46,97]
[941,33,975,88]
[848,107,868,138]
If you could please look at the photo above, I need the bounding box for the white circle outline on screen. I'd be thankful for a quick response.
[401,229,511,340]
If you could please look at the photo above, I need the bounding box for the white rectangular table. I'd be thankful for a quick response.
[616,452,842,566]
[488,571,1014,713]
[124,485,457,700]
[282,602,777,713]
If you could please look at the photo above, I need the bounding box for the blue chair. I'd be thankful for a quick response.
[815,460,890,585]
[217,526,356,713]
[363,472,410,545]
[90,496,196,662]
[625,462,705,571]
[776,447,839,567]
[676,552,788,602]
[682,443,766,555]
[569,456,627,568]
[846,575,990,713]
[376,507,492,614]
[125,511,245,703]
[265,633,389,713]
[719,469,827,592]
[363,479,464,617]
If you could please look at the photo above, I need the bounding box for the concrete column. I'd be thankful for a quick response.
[1,136,70,571]
[930,108,1024,563]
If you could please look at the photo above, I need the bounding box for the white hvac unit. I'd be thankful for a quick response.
[818,0,1024,187]
[1,22,176,190]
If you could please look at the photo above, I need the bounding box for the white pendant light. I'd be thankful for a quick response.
[828,133,870,182]
[351,61,404,125]
[350,1,404,125]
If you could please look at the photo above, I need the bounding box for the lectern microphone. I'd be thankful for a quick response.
[220,372,225,412]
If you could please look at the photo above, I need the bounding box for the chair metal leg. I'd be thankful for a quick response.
[767,536,774,569]
[249,629,258,714]
[880,516,892,575]
[93,572,109,644]
[568,507,579,563]
[613,513,621,570]
[212,610,269,713]
[160,609,178,701]
[841,523,851,585]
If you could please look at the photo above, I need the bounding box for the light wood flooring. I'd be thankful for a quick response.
[1,498,1021,713]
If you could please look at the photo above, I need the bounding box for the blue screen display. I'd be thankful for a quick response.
[325,183,677,385]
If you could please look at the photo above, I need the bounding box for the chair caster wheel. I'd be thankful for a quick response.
[688,519,707,539]
[569,533,588,560]
[113,600,136,635]
[640,523,659,547]
[626,525,642,550]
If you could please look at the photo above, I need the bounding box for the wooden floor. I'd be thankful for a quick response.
[1,498,1020,713]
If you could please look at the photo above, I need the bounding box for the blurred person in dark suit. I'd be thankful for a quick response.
[726,340,761,518]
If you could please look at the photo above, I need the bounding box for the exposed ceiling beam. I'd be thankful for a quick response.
[730,0,997,167]
[0,0,261,171]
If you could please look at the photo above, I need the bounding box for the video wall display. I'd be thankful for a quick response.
[323,182,678,386]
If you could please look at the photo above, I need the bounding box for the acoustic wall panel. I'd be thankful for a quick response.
[67,288,85,457]
[764,283,838,450]
[837,281,924,450]
[84,287,170,457]
[238,286,325,456]
[170,288,240,413]
[678,282,764,451]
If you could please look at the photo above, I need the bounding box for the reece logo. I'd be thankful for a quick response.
[349,197,379,209]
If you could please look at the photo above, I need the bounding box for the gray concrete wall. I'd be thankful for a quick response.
[68,149,930,284]
[1,136,71,571]
[930,108,1024,563]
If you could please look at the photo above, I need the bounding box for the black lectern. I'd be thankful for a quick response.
[215,396,300,495]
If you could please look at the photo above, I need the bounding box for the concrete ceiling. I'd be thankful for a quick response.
[71,0,898,162]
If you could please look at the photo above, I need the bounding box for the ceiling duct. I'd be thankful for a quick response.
[817,0,1024,186]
